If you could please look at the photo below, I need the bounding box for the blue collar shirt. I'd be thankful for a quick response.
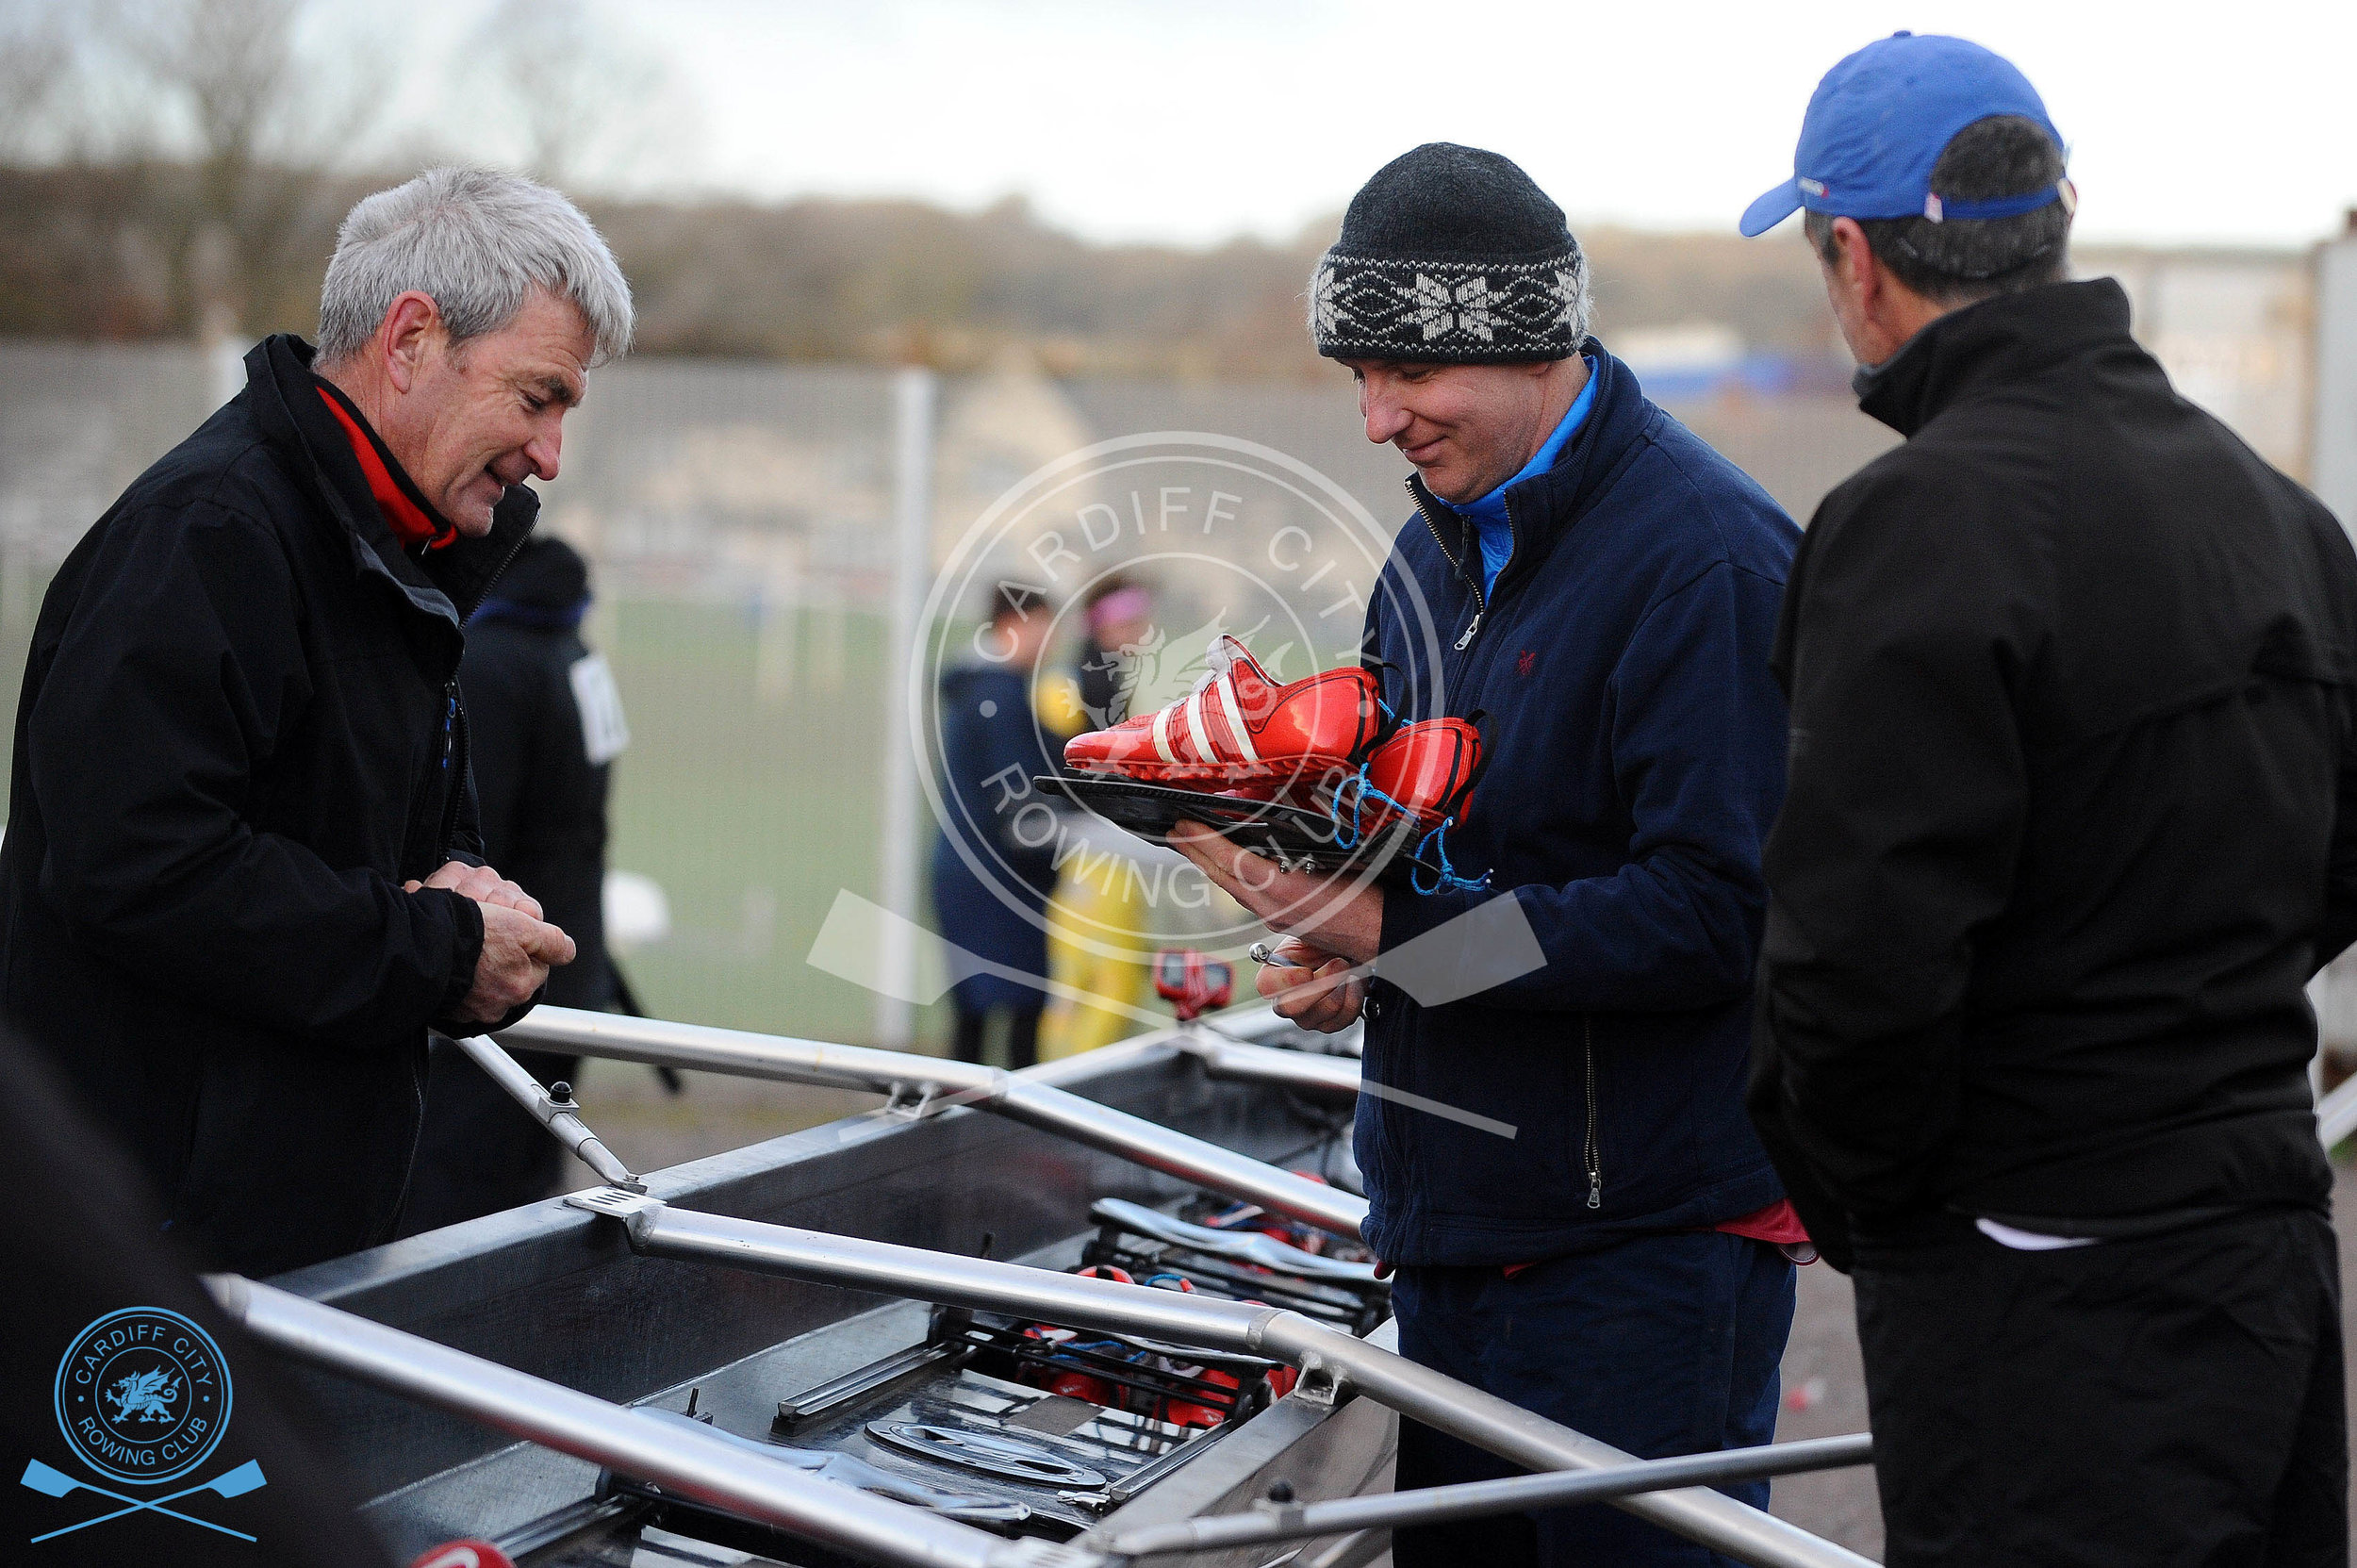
[1446,355,1600,597]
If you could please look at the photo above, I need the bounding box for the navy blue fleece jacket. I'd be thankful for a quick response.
[1357,343,1800,1266]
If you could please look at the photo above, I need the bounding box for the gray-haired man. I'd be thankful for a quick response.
[0,167,632,1276]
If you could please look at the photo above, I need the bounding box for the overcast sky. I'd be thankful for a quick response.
[395,0,2355,251]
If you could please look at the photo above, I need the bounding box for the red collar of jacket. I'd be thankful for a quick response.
[311,380,457,552]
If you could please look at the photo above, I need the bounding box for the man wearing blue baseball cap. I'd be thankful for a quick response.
[1743,32,2353,1565]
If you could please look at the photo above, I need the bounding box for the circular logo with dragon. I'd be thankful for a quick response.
[915,430,1448,966]
[53,1307,234,1484]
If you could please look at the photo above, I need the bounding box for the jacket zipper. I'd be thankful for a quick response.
[1409,478,1489,652]
[426,511,522,865]
[433,679,465,860]
[460,517,536,619]
[1583,1015,1603,1210]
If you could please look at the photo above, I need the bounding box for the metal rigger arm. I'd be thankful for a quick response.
[410,1031,1877,1568]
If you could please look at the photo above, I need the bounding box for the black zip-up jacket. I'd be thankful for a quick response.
[0,334,537,1277]
[459,536,616,1011]
[1360,344,1799,1267]
[1751,280,2357,1270]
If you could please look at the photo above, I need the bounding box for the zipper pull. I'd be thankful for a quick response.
[1587,1172,1603,1210]
[1453,611,1483,652]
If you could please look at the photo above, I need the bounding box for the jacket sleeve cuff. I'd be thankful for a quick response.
[429,889,485,1030]
[1376,881,1486,957]
[1375,883,1502,1010]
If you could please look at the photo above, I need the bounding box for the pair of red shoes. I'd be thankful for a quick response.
[1062,636,1479,846]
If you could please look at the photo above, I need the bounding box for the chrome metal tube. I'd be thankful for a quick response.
[575,1193,1871,1568]
[449,1033,643,1191]
[577,1190,1277,1354]
[987,1081,1365,1239]
[203,1276,1052,1568]
[1178,1033,1361,1100]
[2316,1070,2357,1147]
[1093,1433,1873,1559]
[501,1007,1367,1240]
[501,1008,1005,1098]
[1249,1315,1872,1568]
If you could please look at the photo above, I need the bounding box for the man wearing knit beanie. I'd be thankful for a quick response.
[1173,144,1808,1567]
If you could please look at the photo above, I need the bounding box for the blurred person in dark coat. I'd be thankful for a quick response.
[0,168,628,1276]
[931,587,1061,1068]
[402,535,628,1231]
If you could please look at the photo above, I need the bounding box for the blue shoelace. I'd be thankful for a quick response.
[1410,817,1492,897]
[1323,761,1491,896]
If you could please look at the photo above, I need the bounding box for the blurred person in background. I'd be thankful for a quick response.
[403,535,629,1232]
[0,168,629,1276]
[932,586,1062,1068]
[1041,574,1158,1058]
[1744,35,2351,1563]
[1178,144,1805,1567]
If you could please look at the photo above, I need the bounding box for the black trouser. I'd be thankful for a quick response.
[1854,1207,2345,1567]
[951,1003,1040,1070]
[1391,1232,1795,1567]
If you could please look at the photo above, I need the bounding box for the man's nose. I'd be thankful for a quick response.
[1361,383,1411,446]
[523,420,563,482]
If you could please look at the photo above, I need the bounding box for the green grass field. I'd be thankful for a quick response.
[595,597,953,1050]
[0,586,960,1054]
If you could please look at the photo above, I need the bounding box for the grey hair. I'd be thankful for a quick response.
[316,167,635,366]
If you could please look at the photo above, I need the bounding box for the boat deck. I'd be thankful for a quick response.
[271,1018,1389,1564]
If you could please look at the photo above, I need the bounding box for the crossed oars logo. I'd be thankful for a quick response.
[28,1305,269,1544]
[21,1456,268,1543]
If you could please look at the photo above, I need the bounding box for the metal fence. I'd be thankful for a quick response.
[0,339,2070,1052]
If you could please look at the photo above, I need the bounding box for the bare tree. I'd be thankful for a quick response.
[109,0,391,334]
[472,0,695,193]
[0,2,77,161]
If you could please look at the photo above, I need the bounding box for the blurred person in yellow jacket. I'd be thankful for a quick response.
[1040,578,1158,1058]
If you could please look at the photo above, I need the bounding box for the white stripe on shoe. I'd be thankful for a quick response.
[1184,687,1212,763]
[1214,668,1259,765]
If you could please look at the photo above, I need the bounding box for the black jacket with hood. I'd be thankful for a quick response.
[1752,280,2357,1269]
[0,334,537,1277]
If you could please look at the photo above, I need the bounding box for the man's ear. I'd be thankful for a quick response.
[1830,217,1877,313]
[378,291,443,395]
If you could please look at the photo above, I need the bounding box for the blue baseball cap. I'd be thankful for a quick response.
[1741,32,2066,238]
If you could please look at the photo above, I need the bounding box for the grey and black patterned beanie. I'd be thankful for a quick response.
[1310,142,1590,363]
